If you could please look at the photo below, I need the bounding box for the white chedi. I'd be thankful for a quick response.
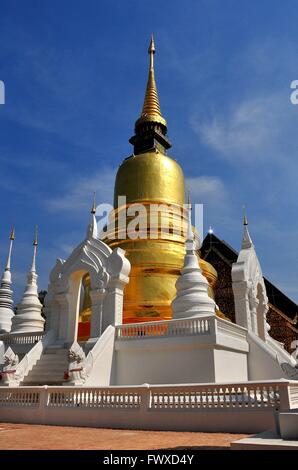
[11,231,44,333]
[0,228,15,333]
[172,204,216,319]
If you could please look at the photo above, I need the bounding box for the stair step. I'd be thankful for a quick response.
[23,379,64,387]
[32,362,68,370]
[21,346,71,386]
[27,370,67,377]
[43,351,68,356]
[36,359,68,367]
[24,375,65,381]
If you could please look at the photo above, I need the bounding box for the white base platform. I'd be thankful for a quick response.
[279,411,298,440]
[231,430,298,450]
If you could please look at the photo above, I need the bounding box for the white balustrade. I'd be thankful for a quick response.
[0,389,40,407]
[116,317,212,340]
[0,380,294,411]
[0,332,45,345]
[150,382,281,409]
[288,382,298,409]
[47,387,141,409]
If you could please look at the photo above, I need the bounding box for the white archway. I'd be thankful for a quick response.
[44,234,130,345]
[232,227,269,339]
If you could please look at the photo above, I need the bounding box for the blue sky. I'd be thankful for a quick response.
[0,0,298,303]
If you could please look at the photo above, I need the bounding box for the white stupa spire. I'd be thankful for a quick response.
[171,197,216,319]
[0,227,15,332]
[31,226,38,272]
[11,227,45,333]
[186,192,195,251]
[86,192,98,239]
[242,207,253,249]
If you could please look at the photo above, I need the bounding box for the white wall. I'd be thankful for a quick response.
[214,349,248,382]
[113,335,249,385]
[0,405,277,433]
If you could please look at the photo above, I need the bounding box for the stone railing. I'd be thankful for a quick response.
[0,389,40,407]
[150,382,282,409]
[216,317,247,340]
[0,331,45,345]
[0,380,294,411]
[47,387,142,409]
[288,381,298,409]
[0,380,295,432]
[116,317,212,340]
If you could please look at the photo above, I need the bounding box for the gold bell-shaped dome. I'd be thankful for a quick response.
[105,36,217,323]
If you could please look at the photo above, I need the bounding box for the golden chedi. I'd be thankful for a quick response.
[104,36,217,324]
[78,273,92,341]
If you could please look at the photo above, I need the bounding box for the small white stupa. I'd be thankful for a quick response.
[0,227,15,333]
[11,227,44,333]
[172,196,216,319]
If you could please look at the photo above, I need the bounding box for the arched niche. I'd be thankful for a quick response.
[44,236,130,345]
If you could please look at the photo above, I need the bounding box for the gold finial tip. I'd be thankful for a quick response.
[148,35,155,54]
[91,192,96,214]
[10,226,15,241]
[243,206,248,226]
[187,191,191,207]
[33,226,38,246]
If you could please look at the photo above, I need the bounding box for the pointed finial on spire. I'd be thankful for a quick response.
[91,192,96,215]
[5,226,15,271]
[33,225,38,246]
[135,35,167,128]
[31,226,38,273]
[148,34,155,69]
[10,226,15,241]
[241,206,253,249]
[243,206,248,226]
[186,192,195,251]
[87,193,98,239]
[187,191,191,208]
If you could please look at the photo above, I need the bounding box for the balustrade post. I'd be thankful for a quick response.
[278,382,290,411]
[38,386,49,424]
[209,316,217,336]
[140,384,151,413]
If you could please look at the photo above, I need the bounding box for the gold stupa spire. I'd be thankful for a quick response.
[136,35,167,127]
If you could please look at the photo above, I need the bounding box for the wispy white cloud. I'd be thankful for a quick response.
[46,167,116,214]
[186,175,228,207]
[191,92,290,164]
